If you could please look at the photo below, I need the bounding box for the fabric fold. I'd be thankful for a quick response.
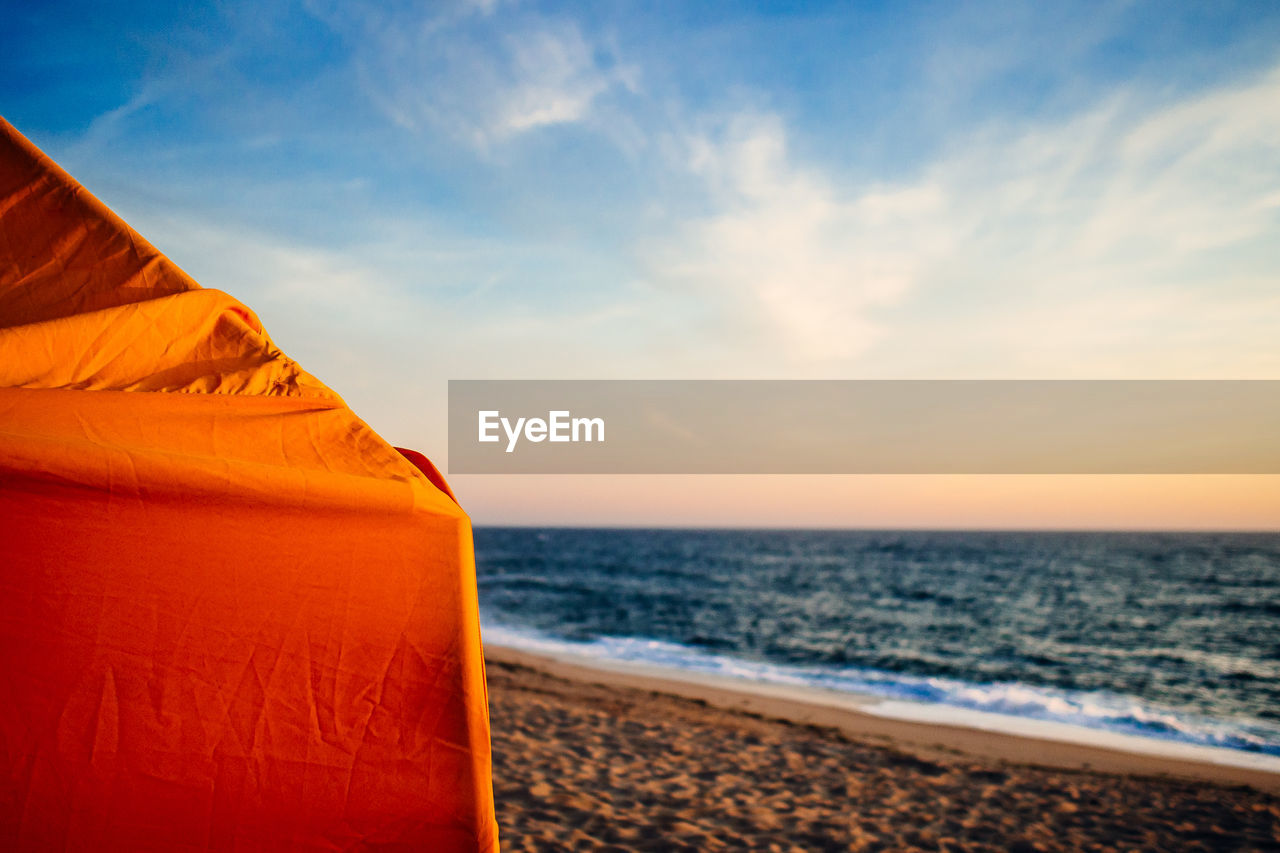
[0,114,497,852]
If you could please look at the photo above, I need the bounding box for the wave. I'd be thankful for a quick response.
[482,620,1280,767]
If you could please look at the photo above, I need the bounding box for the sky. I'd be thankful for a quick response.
[4,0,1280,528]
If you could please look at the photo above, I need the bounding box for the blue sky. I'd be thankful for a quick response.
[4,1,1280,526]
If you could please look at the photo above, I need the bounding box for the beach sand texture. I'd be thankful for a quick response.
[487,650,1280,852]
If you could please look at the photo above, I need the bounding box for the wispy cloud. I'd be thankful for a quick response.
[494,25,637,135]
[653,114,950,362]
[316,3,635,148]
[650,63,1280,373]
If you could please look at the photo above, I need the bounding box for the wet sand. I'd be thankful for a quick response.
[486,646,1280,851]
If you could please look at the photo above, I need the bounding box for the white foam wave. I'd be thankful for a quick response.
[482,621,1280,770]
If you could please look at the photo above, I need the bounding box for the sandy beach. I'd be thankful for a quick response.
[486,645,1280,851]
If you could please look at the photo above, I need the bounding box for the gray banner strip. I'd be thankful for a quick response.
[447,380,1280,474]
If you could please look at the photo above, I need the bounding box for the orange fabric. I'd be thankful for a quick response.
[0,116,498,851]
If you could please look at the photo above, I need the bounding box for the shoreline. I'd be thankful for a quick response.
[484,643,1280,794]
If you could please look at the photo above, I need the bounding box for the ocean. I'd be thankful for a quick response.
[473,528,1280,764]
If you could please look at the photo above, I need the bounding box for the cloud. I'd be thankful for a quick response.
[488,26,616,134]
[651,63,1280,372]
[652,114,957,362]
[319,4,635,147]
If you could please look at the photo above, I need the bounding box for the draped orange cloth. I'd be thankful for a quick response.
[0,116,498,851]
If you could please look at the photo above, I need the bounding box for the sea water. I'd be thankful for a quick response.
[474,528,1280,762]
